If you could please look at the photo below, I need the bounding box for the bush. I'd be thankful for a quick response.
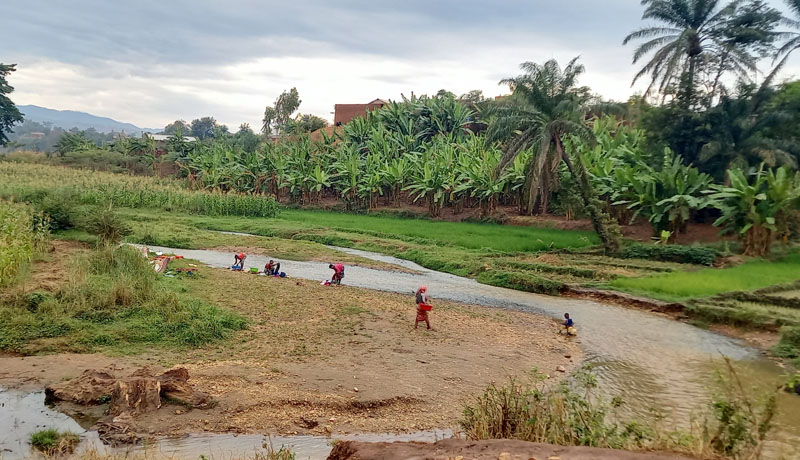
[79,205,132,245]
[477,270,564,295]
[36,192,79,230]
[461,361,777,458]
[773,326,800,359]
[621,243,719,266]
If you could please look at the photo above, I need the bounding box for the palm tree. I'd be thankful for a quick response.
[700,84,799,176]
[488,57,621,254]
[623,0,767,106]
[776,0,800,64]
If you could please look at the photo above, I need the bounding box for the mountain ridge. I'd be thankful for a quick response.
[17,105,158,134]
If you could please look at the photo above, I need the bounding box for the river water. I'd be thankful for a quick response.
[2,241,798,459]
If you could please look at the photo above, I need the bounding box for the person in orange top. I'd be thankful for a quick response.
[414,286,432,330]
[233,252,246,270]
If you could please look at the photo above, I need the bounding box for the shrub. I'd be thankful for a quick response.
[773,326,800,360]
[477,270,564,295]
[79,205,132,245]
[461,361,777,458]
[621,243,719,266]
[35,192,79,230]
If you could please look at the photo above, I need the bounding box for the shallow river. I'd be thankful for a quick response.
[2,241,799,459]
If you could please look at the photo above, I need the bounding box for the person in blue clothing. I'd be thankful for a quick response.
[562,313,576,335]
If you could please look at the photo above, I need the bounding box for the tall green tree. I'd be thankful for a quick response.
[488,57,621,254]
[262,87,301,136]
[624,0,778,107]
[190,117,218,140]
[0,63,24,147]
[286,113,328,134]
[163,120,190,135]
[700,82,799,176]
[776,0,800,65]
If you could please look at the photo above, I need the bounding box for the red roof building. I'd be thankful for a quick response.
[333,99,389,125]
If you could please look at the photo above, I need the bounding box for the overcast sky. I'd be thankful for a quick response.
[4,0,800,130]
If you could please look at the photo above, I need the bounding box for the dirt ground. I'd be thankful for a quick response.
[0,263,580,438]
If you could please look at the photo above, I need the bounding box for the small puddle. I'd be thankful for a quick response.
[0,388,104,460]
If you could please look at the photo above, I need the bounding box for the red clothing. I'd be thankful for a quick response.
[416,307,429,322]
[237,253,246,259]
[332,263,344,274]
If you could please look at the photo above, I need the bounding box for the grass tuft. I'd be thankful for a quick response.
[29,429,80,455]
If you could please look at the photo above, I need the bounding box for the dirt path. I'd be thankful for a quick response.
[0,264,579,438]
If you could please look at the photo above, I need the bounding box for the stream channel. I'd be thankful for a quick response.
[2,238,799,459]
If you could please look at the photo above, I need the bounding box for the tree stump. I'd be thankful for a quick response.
[109,378,161,416]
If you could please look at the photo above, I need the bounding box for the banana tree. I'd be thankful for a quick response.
[708,165,800,256]
[405,138,454,217]
[332,144,364,211]
[456,135,505,217]
[615,153,712,238]
[307,164,332,203]
[382,156,412,207]
[358,154,385,211]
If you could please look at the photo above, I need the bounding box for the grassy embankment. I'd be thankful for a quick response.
[0,244,248,355]
[0,172,252,355]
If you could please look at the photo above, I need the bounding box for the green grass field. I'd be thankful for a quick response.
[609,254,800,301]
[276,209,599,252]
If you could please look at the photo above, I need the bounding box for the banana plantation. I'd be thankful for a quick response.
[175,90,800,257]
[179,95,514,219]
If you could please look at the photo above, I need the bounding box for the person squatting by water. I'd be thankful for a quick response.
[233,252,246,270]
[329,263,344,285]
[265,259,281,276]
[563,312,577,336]
[415,286,433,330]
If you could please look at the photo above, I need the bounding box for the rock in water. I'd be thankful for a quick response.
[45,369,116,405]
[109,378,161,416]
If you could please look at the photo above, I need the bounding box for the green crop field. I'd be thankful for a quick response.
[610,254,800,301]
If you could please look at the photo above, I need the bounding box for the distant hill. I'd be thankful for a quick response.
[17,105,157,134]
